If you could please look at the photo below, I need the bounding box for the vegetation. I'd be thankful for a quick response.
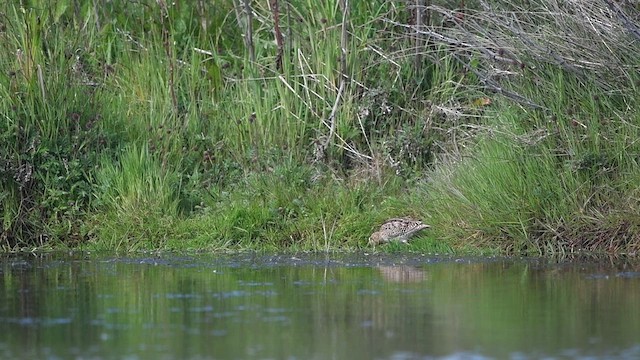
[0,0,638,255]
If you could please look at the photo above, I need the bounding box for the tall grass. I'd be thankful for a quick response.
[91,144,180,251]
[424,82,640,255]
[0,3,111,246]
[1,0,638,255]
[410,0,640,255]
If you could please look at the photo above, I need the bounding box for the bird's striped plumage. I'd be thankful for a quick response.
[369,218,430,245]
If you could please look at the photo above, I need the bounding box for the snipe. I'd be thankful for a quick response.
[369,218,430,246]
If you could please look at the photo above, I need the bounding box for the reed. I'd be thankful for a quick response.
[0,0,638,255]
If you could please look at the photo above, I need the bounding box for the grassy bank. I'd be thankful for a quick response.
[1,0,639,255]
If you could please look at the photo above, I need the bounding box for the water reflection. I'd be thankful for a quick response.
[377,265,427,283]
[0,253,639,359]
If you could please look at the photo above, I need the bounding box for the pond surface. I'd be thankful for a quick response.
[1,252,639,359]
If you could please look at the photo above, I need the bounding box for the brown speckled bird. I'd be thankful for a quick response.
[369,218,430,246]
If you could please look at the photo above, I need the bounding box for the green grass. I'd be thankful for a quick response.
[1,0,639,256]
[87,160,434,253]
[422,69,640,255]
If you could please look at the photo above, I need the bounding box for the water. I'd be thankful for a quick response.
[1,252,639,359]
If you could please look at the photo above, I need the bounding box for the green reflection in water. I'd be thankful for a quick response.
[1,253,639,359]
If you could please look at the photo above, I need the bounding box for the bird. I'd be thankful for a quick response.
[368,218,430,246]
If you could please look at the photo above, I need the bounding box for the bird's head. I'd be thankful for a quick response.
[368,231,383,246]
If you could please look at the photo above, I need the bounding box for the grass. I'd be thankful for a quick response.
[196,164,410,251]
[423,70,640,255]
[1,0,639,256]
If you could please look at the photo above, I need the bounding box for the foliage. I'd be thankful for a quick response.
[0,0,639,255]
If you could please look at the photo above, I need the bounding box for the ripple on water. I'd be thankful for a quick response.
[616,272,640,278]
[210,290,248,298]
[164,293,201,299]
[238,281,275,287]
[4,317,73,326]
[356,289,381,295]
